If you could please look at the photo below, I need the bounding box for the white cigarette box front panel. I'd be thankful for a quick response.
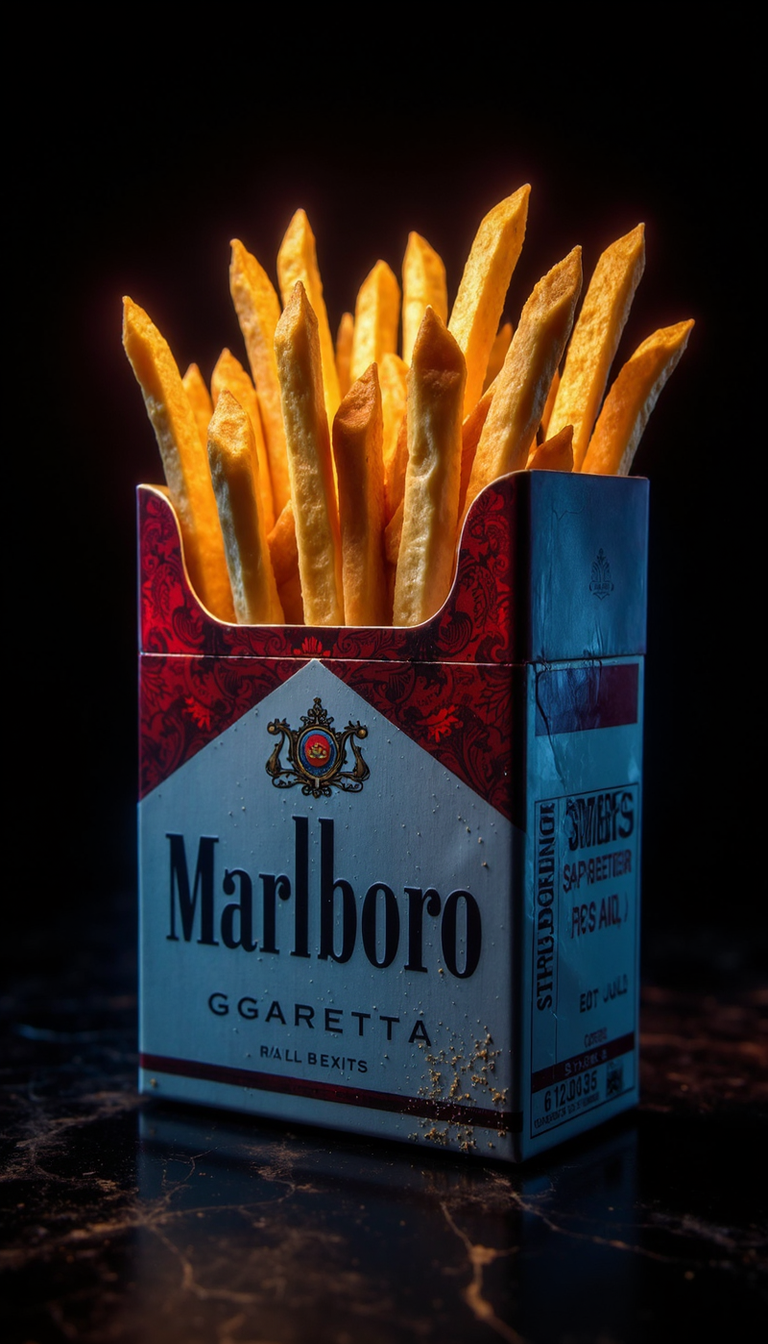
[138,471,648,1160]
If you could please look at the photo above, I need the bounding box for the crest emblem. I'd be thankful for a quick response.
[266,697,369,797]
[589,548,614,600]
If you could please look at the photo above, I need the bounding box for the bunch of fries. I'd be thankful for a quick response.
[124,187,692,627]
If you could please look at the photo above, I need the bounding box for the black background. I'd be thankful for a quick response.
[13,25,762,970]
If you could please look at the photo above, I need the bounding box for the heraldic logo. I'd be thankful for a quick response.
[266,697,370,798]
[589,548,614,601]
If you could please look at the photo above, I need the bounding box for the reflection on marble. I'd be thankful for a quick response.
[2,894,766,1342]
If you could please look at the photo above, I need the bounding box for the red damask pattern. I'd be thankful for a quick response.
[138,483,516,663]
[139,657,306,799]
[337,660,516,820]
[138,483,522,813]
[139,654,517,819]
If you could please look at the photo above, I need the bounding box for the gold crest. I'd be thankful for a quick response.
[266,697,369,797]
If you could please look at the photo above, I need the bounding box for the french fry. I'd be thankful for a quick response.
[229,239,291,516]
[539,367,560,439]
[274,282,344,626]
[211,348,275,532]
[547,224,646,470]
[268,500,298,588]
[207,390,284,624]
[458,380,495,522]
[484,321,513,391]
[122,297,235,622]
[277,209,341,424]
[582,320,694,476]
[379,351,408,498]
[461,248,583,528]
[182,362,213,448]
[268,500,304,624]
[129,192,692,636]
[448,185,530,415]
[383,501,403,640]
[350,260,401,385]
[402,232,448,366]
[393,308,466,626]
[332,365,388,626]
[384,500,403,568]
[385,409,409,525]
[527,424,574,473]
[336,311,354,399]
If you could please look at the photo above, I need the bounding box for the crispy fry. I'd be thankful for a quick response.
[385,409,409,525]
[332,365,388,626]
[384,500,403,568]
[448,185,530,415]
[123,297,235,622]
[582,320,694,476]
[277,209,341,423]
[539,367,560,439]
[393,308,466,626]
[207,391,284,624]
[211,348,275,532]
[379,351,408,495]
[182,362,213,448]
[274,282,344,626]
[402,232,448,366]
[229,239,291,516]
[461,248,583,528]
[527,424,574,472]
[336,311,354,399]
[484,322,513,391]
[350,260,401,385]
[458,380,495,521]
[131,192,690,639]
[548,224,646,470]
[268,501,304,625]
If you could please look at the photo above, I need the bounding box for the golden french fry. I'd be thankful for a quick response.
[332,365,388,626]
[123,297,235,622]
[274,282,344,626]
[448,185,530,415]
[548,224,646,470]
[402,232,448,365]
[277,209,341,423]
[582,320,694,476]
[229,239,291,517]
[384,499,403,568]
[382,500,403,628]
[268,501,304,625]
[268,500,298,587]
[350,260,401,384]
[461,248,583,528]
[484,321,513,391]
[393,308,466,626]
[182,362,213,448]
[458,380,495,521]
[527,424,574,472]
[207,391,284,624]
[539,367,560,439]
[385,408,409,525]
[211,348,275,532]
[336,311,354,399]
[379,351,408,486]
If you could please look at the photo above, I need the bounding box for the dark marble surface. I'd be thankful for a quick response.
[2,895,766,1344]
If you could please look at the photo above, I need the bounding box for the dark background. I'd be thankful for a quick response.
[13,28,762,978]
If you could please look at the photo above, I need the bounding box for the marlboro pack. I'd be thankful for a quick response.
[138,469,647,1161]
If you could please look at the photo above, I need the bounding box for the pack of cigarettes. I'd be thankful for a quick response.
[138,467,647,1160]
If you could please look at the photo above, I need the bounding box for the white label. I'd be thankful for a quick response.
[529,785,639,1138]
[140,661,519,1155]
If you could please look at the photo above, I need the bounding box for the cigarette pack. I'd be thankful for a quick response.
[138,471,647,1160]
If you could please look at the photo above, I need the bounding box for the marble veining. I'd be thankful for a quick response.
[2,899,766,1342]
